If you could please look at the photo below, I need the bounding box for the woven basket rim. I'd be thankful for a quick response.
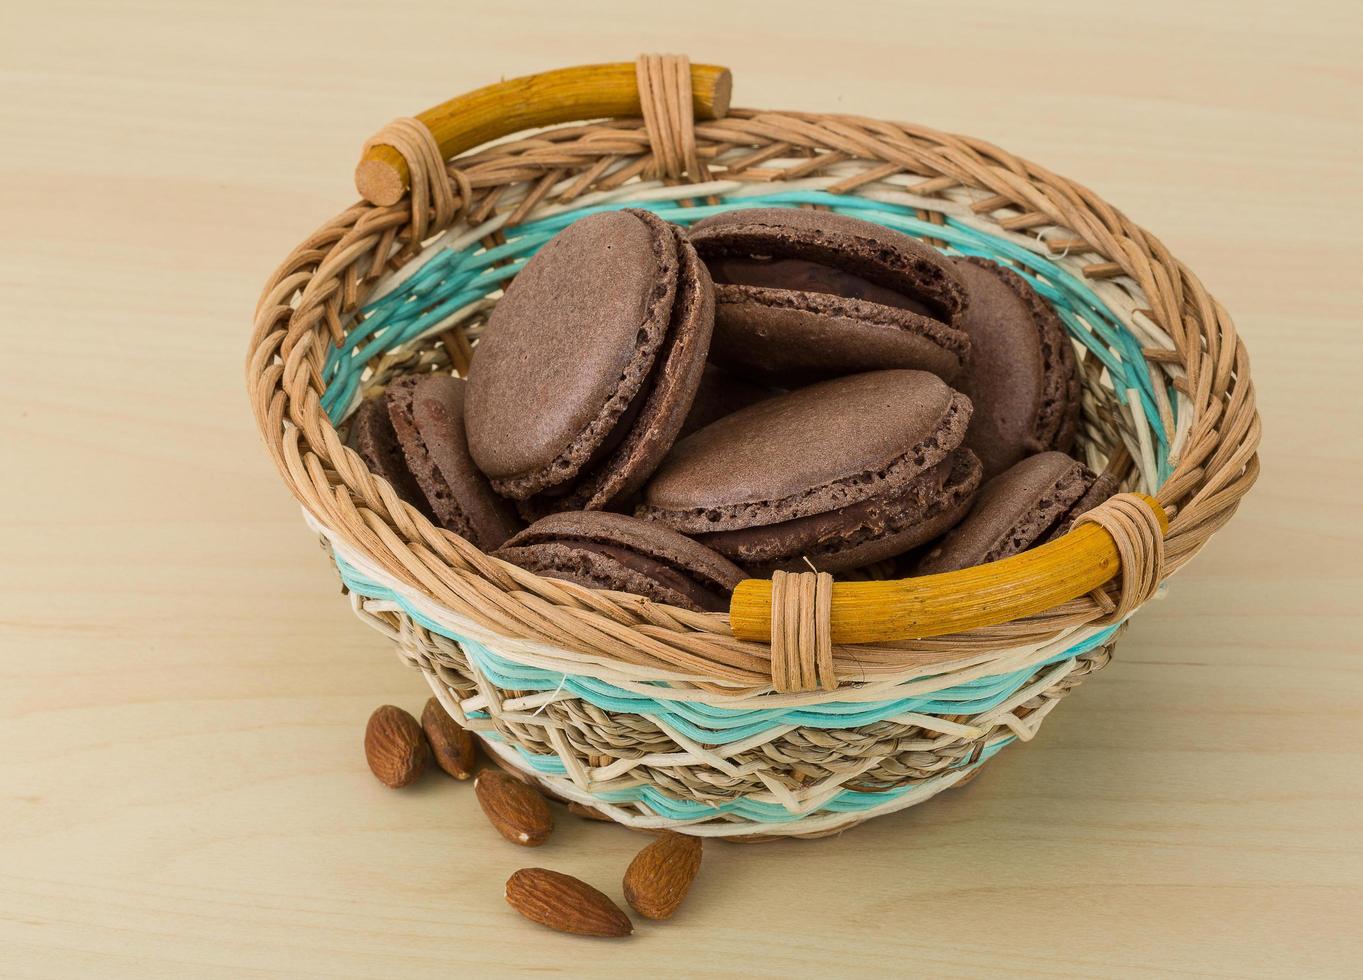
[246,93,1260,693]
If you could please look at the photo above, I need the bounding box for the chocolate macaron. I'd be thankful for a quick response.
[914,451,1115,575]
[385,374,521,550]
[1044,470,1121,543]
[466,209,713,512]
[687,208,970,385]
[494,511,746,613]
[950,256,1082,479]
[349,394,433,521]
[638,370,982,575]
[678,364,778,438]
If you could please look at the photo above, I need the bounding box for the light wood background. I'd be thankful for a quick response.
[2,1,1360,976]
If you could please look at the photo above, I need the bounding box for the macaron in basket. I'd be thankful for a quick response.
[349,205,1119,604]
[251,57,1257,841]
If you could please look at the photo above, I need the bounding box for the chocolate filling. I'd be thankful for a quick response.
[498,539,729,612]
[981,470,1092,564]
[700,450,982,571]
[693,226,964,320]
[636,392,973,534]
[568,541,725,611]
[1044,471,1118,542]
[708,256,938,318]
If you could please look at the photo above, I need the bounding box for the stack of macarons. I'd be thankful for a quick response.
[348,206,1117,612]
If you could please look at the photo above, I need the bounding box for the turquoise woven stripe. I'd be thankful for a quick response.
[336,553,1115,744]
[322,189,1159,824]
[320,191,1173,478]
[460,634,1110,744]
[475,729,1008,822]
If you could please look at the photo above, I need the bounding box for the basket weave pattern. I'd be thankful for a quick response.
[248,63,1259,836]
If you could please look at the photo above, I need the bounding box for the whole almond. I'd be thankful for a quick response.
[475,770,553,846]
[623,831,702,920]
[364,705,429,788]
[505,868,632,937]
[421,697,477,779]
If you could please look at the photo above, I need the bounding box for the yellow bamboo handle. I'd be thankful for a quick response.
[355,61,734,206]
[729,494,1169,644]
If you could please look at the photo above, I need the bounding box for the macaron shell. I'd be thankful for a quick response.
[495,511,746,613]
[348,396,434,521]
[705,255,940,313]
[700,449,983,575]
[709,284,967,385]
[532,224,715,512]
[465,209,678,497]
[494,541,719,612]
[989,260,1082,455]
[689,207,967,319]
[499,510,745,593]
[410,374,522,550]
[639,370,972,533]
[952,257,1082,478]
[1044,471,1120,542]
[386,376,478,537]
[950,257,1048,479]
[679,365,777,438]
[915,452,1093,575]
[821,482,977,575]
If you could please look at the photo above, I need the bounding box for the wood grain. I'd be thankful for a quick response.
[1,1,1360,977]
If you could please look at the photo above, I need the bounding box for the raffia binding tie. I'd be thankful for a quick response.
[1075,493,1167,621]
[360,117,468,246]
[769,570,837,693]
[635,54,705,181]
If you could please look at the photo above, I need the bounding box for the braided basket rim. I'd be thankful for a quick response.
[246,101,1261,693]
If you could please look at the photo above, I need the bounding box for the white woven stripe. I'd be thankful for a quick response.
[315,156,1173,834]
[316,506,1124,707]
[470,725,980,839]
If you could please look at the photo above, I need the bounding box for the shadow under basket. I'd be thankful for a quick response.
[248,56,1260,839]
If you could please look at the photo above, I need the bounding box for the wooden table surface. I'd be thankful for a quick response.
[3,1,1361,976]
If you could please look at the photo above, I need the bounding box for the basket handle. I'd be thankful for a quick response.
[729,493,1169,644]
[354,60,733,206]
[349,63,1168,647]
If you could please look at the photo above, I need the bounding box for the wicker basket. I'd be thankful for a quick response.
[247,55,1259,839]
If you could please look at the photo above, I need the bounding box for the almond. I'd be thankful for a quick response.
[474,769,553,846]
[622,831,702,920]
[420,697,477,779]
[505,868,632,937]
[364,705,429,788]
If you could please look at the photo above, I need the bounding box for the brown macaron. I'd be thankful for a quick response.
[914,451,1115,575]
[678,364,779,439]
[383,374,521,550]
[348,395,434,521]
[687,208,970,386]
[1044,470,1121,542]
[950,257,1082,480]
[638,370,982,575]
[494,511,746,613]
[465,209,714,512]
